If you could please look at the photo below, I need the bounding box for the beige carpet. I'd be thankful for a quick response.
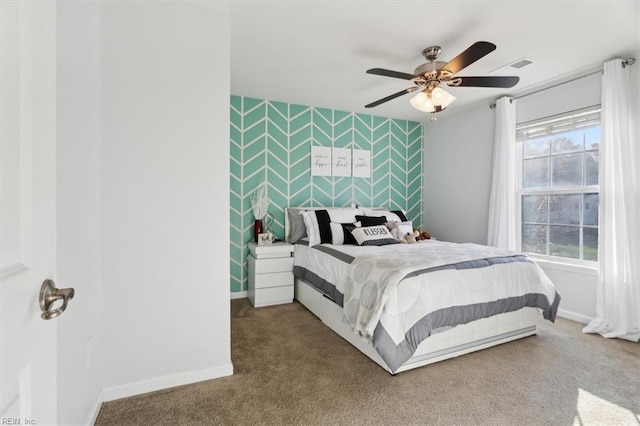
[96,299,640,425]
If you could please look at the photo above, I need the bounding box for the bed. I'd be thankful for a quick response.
[285,207,560,374]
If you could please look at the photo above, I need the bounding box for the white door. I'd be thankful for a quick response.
[1,2,60,424]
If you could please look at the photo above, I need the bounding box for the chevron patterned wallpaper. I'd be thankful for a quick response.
[230,95,423,293]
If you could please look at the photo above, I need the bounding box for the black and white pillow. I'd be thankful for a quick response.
[355,215,387,227]
[302,209,338,246]
[350,225,397,246]
[360,208,405,223]
[330,222,361,245]
[392,210,409,222]
[302,208,361,246]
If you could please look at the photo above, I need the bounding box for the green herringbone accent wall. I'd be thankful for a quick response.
[230,96,423,293]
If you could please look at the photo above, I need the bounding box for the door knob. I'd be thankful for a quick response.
[39,279,75,320]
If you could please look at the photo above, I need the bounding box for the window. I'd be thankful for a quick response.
[516,106,600,262]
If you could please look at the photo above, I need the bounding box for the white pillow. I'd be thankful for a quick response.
[351,225,398,246]
[361,208,402,223]
[326,208,362,223]
[396,221,414,236]
[302,210,321,246]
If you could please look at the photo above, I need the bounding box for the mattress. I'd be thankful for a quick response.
[293,240,560,373]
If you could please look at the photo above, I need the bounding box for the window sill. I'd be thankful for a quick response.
[527,255,598,276]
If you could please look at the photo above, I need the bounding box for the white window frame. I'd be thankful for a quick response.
[515,106,601,271]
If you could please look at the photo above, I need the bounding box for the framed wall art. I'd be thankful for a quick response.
[311,146,331,176]
[332,148,351,177]
[352,149,371,178]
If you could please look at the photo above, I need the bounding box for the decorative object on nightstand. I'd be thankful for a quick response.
[250,183,270,242]
[248,241,295,307]
[257,232,275,245]
[258,212,274,244]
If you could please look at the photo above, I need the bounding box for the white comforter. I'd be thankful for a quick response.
[295,240,558,347]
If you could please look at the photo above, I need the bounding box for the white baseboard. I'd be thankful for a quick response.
[231,291,247,299]
[87,388,104,425]
[102,363,234,402]
[557,308,593,325]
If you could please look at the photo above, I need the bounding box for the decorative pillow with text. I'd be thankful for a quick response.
[350,225,397,246]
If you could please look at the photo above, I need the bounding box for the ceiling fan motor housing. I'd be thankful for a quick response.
[422,46,442,61]
[413,61,453,82]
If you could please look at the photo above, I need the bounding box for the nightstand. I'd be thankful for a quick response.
[247,241,295,307]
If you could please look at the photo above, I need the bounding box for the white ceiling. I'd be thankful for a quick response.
[229,1,640,122]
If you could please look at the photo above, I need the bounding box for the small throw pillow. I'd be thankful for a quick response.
[351,225,397,246]
[355,215,387,227]
[330,222,361,245]
[394,221,414,237]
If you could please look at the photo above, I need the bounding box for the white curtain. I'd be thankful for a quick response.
[487,96,517,251]
[583,59,640,341]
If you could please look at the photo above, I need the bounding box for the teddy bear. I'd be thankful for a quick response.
[405,229,420,243]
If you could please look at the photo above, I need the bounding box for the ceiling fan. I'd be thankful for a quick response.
[365,41,519,118]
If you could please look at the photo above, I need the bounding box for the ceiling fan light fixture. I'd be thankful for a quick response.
[409,87,456,113]
[409,91,435,113]
[430,87,456,109]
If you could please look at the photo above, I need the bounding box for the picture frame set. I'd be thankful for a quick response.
[311,146,370,177]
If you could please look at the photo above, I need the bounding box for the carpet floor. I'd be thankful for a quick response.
[96,299,640,425]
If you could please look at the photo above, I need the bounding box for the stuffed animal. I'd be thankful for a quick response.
[386,221,407,243]
[405,230,420,243]
[414,227,431,240]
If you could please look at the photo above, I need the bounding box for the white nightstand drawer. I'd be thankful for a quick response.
[248,256,293,274]
[252,286,293,307]
[250,271,293,289]
[249,243,295,259]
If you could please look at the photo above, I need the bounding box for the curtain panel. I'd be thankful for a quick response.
[487,97,517,251]
[583,59,640,342]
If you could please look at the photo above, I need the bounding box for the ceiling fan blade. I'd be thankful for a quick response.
[442,41,496,75]
[448,76,520,88]
[365,86,419,108]
[366,68,417,80]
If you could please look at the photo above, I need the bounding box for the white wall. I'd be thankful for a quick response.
[423,104,495,245]
[539,263,597,322]
[56,2,103,424]
[516,72,601,123]
[422,71,608,322]
[100,2,232,400]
